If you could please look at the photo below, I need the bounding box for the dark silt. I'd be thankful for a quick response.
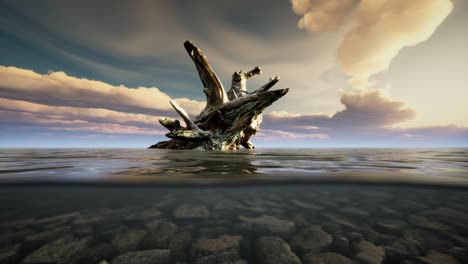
[0,148,467,263]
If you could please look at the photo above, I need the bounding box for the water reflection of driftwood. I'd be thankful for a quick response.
[116,150,259,183]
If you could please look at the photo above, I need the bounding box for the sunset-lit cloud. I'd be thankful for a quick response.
[287,0,466,145]
[0,98,163,127]
[0,109,165,136]
[291,0,454,89]
[338,0,454,89]
[0,66,207,137]
[0,66,204,116]
[334,90,416,127]
[256,129,329,141]
[258,88,466,146]
[263,90,415,131]
[2,69,415,137]
[290,0,358,32]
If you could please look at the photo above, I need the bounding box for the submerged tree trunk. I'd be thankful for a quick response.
[149,40,289,150]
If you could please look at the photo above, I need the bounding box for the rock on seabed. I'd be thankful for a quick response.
[290,226,333,254]
[255,236,301,264]
[238,215,295,238]
[417,250,460,264]
[352,240,385,264]
[192,235,245,264]
[302,252,353,264]
[22,235,90,264]
[173,204,210,219]
[111,249,170,264]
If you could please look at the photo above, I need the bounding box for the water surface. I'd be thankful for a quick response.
[0,148,467,185]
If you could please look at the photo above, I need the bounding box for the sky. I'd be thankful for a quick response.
[0,0,467,148]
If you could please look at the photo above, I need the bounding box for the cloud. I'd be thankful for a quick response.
[287,0,462,146]
[395,125,468,140]
[333,90,416,127]
[291,0,453,89]
[261,92,466,146]
[0,66,204,116]
[339,0,453,89]
[172,98,207,117]
[0,98,163,127]
[264,90,415,131]
[0,97,169,136]
[53,123,165,136]
[290,0,358,32]
[0,66,207,137]
[257,129,329,141]
[0,1,189,60]
[0,109,165,136]
[259,89,468,146]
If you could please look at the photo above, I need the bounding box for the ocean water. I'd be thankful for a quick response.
[0,148,467,264]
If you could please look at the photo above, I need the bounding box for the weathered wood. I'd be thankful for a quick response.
[228,66,262,100]
[169,100,199,131]
[149,41,289,150]
[159,118,181,131]
[184,41,227,116]
[166,129,209,140]
[223,89,289,134]
[241,115,261,149]
[227,68,277,149]
[254,76,280,93]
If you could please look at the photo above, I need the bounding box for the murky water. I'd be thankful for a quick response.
[0,148,467,263]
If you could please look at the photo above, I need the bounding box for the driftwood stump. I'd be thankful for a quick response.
[149,41,289,150]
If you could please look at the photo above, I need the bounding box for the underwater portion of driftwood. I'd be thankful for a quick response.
[149,40,289,150]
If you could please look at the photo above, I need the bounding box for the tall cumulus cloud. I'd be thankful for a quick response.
[290,0,358,33]
[290,0,453,89]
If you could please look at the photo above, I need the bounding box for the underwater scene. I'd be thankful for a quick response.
[0,148,467,264]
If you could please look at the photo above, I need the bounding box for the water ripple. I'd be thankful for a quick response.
[0,148,467,185]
